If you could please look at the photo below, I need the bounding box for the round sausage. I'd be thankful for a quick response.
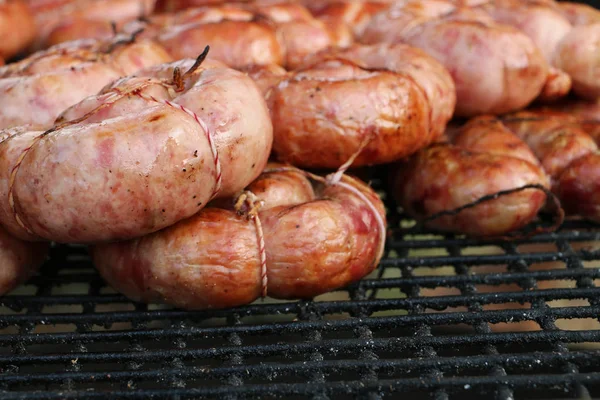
[0,36,172,130]
[393,118,550,237]
[0,57,273,243]
[244,42,454,169]
[91,163,386,309]
[360,0,549,116]
[0,0,36,59]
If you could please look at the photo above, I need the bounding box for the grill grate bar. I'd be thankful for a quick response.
[4,372,600,400]
[2,288,600,326]
[2,312,599,347]
[2,351,599,385]
[380,250,600,268]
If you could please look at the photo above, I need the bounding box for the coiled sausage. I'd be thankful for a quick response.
[359,0,551,116]
[0,0,36,59]
[244,42,454,169]
[91,163,386,310]
[0,56,273,243]
[392,117,551,237]
[0,35,172,129]
[124,2,351,69]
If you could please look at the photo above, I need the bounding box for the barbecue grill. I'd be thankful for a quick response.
[1,165,599,400]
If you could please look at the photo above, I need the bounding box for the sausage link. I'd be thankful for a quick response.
[244,42,454,168]
[126,3,351,69]
[360,0,549,116]
[501,111,600,222]
[0,225,49,296]
[393,138,549,237]
[0,57,273,243]
[28,0,155,49]
[91,164,386,309]
[0,0,36,59]
[0,36,172,130]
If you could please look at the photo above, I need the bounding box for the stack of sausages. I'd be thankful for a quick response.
[0,0,599,310]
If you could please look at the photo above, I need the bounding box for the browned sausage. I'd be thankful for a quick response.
[0,0,36,59]
[501,111,600,222]
[27,0,155,49]
[243,42,455,169]
[90,163,386,309]
[126,3,352,69]
[392,117,550,237]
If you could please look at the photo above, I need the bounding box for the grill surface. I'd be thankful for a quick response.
[1,167,599,399]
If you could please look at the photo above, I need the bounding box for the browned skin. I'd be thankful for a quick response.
[244,42,453,169]
[313,1,392,37]
[360,1,549,116]
[129,3,351,69]
[393,121,550,237]
[0,58,273,243]
[91,163,386,310]
[247,58,431,169]
[318,43,456,140]
[0,0,36,59]
[27,0,155,50]
[45,20,119,47]
[0,225,49,296]
[501,111,600,222]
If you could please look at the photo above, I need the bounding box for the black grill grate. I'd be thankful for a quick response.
[1,169,600,400]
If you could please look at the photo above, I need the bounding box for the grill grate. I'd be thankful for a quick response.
[1,168,600,399]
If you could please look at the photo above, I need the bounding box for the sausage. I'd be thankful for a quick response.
[558,1,600,26]
[0,0,36,59]
[0,225,49,296]
[90,163,386,310]
[320,42,456,140]
[127,3,352,69]
[468,0,598,101]
[310,1,392,38]
[0,56,273,243]
[392,117,550,237]
[500,111,600,222]
[360,0,550,116]
[554,23,600,101]
[243,42,453,169]
[0,35,172,130]
[476,0,572,63]
[0,127,50,296]
[27,0,155,49]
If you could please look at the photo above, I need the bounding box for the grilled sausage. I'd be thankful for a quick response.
[392,117,550,237]
[0,36,172,130]
[126,3,351,69]
[0,225,49,296]
[0,57,273,243]
[501,111,600,222]
[0,0,36,59]
[244,42,454,169]
[90,163,386,310]
[359,0,551,116]
[470,0,599,101]
[27,0,155,49]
